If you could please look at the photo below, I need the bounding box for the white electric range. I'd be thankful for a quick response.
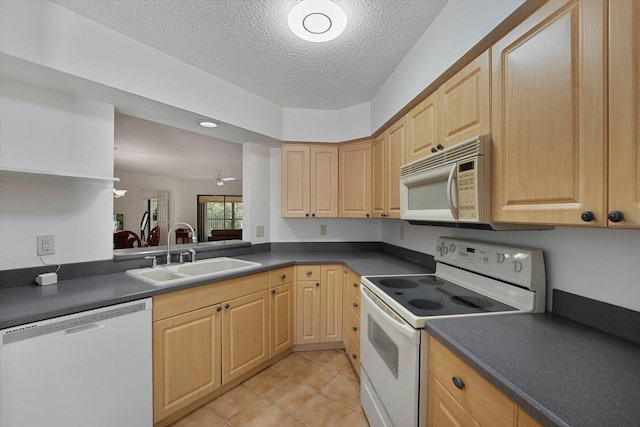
[359,236,546,427]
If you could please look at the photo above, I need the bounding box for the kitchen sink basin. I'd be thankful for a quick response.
[126,257,261,286]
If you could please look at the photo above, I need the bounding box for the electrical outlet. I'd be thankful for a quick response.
[400,226,405,240]
[320,224,327,236]
[37,235,55,256]
[256,225,264,238]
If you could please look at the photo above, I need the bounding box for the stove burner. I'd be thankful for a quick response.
[378,278,419,289]
[408,299,444,311]
[451,295,493,309]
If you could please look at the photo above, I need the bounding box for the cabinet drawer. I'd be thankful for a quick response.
[347,285,360,317]
[428,337,515,426]
[346,333,360,376]
[347,306,360,343]
[153,272,268,321]
[296,265,321,281]
[269,266,294,286]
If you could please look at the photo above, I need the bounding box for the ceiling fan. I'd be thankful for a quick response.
[215,173,238,186]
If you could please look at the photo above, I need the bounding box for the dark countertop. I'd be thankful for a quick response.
[0,250,430,329]
[426,314,640,427]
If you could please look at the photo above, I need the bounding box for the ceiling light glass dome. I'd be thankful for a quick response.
[288,0,347,43]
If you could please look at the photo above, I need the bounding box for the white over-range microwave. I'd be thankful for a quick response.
[400,134,492,226]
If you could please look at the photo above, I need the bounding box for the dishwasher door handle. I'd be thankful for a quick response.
[64,321,106,337]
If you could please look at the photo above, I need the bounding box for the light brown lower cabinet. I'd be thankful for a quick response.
[221,290,269,384]
[270,281,294,356]
[151,272,293,424]
[343,268,361,375]
[294,264,343,345]
[153,305,222,422]
[428,336,541,427]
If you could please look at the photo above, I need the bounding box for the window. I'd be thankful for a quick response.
[197,195,243,241]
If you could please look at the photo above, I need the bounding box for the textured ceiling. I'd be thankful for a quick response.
[50,0,448,110]
[114,113,243,180]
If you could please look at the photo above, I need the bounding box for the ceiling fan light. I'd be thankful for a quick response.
[288,0,347,43]
[113,189,127,198]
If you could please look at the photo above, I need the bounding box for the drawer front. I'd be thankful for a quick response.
[153,272,268,321]
[428,337,515,427]
[347,285,360,317]
[346,333,360,377]
[347,306,360,343]
[269,266,294,286]
[296,265,321,281]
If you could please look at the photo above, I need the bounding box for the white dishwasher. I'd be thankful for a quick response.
[0,298,153,427]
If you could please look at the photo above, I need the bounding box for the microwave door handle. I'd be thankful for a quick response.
[447,165,458,219]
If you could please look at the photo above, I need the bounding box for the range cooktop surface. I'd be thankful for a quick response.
[365,274,518,317]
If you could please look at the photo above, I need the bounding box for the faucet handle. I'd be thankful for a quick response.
[179,252,190,263]
[188,248,197,263]
[144,256,157,268]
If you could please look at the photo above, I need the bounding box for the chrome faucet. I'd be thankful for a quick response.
[166,222,197,265]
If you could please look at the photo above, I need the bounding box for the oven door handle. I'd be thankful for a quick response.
[361,289,420,344]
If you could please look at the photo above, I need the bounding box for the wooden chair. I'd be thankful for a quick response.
[175,228,190,244]
[114,230,142,249]
[148,226,160,247]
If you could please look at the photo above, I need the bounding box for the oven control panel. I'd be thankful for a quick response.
[434,237,545,291]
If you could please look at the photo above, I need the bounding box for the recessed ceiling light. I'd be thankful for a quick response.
[288,0,347,43]
[198,120,218,128]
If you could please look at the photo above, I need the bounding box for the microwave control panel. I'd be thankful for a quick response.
[457,159,478,220]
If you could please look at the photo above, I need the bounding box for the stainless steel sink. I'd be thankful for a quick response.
[126,257,261,286]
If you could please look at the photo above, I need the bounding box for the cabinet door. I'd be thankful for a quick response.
[407,92,439,163]
[608,0,640,228]
[428,372,478,427]
[281,145,310,217]
[339,139,372,218]
[294,280,321,344]
[320,264,343,342]
[438,50,490,147]
[222,290,269,384]
[371,133,387,218]
[153,306,221,422]
[270,282,293,357]
[310,145,339,217]
[491,0,607,225]
[386,116,407,218]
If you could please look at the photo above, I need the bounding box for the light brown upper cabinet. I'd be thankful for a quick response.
[339,139,373,218]
[407,92,439,162]
[372,116,407,218]
[608,0,640,228]
[491,0,608,226]
[281,144,338,218]
[438,49,490,148]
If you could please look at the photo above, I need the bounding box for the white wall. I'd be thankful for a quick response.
[0,78,114,269]
[283,102,371,142]
[381,221,640,312]
[0,0,283,141]
[242,143,271,244]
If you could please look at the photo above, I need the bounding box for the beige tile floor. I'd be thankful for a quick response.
[170,350,370,427]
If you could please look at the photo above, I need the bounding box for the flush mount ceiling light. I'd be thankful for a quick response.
[198,120,218,128]
[288,0,347,43]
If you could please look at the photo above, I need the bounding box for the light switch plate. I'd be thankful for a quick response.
[320,225,327,236]
[256,225,264,238]
[37,235,55,256]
